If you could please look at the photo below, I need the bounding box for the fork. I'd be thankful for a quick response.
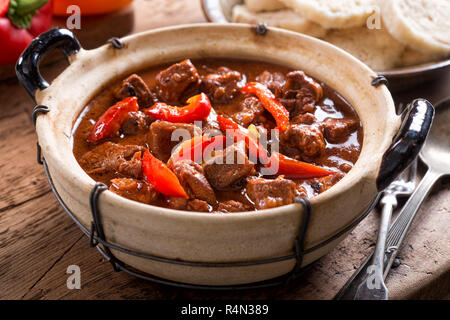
[353,160,417,300]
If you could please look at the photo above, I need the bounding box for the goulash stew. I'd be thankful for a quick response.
[72,59,362,212]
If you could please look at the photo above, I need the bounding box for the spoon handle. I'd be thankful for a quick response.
[383,169,441,278]
[354,194,396,300]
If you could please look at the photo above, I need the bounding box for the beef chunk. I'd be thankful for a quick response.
[187,199,210,212]
[255,71,286,97]
[313,172,345,193]
[321,118,359,143]
[296,185,308,198]
[339,163,353,173]
[109,178,158,204]
[167,196,188,210]
[114,151,143,178]
[280,125,326,159]
[279,71,323,115]
[246,176,296,210]
[232,96,265,127]
[203,142,255,190]
[115,74,154,107]
[291,112,316,125]
[79,142,144,178]
[156,59,200,104]
[217,200,249,213]
[165,197,210,212]
[201,67,243,103]
[172,160,216,204]
[120,111,150,136]
[148,121,202,162]
[203,107,221,134]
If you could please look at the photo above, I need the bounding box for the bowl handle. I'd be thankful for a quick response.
[16,28,81,101]
[376,99,434,191]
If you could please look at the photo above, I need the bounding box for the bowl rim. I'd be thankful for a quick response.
[34,23,397,221]
[200,0,450,76]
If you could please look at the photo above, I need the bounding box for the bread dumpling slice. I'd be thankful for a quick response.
[399,47,436,67]
[244,0,286,12]
[279,0,377,29]
[323,26,405,71]
[381,0,450,56]
[232,5,327,38]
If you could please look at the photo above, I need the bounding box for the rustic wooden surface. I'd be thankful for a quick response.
[0,0,449,300]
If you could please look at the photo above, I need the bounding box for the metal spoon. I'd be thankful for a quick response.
[336,97,450,300]
[354,161,417,300]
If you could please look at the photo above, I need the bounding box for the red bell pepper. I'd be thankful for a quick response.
[88,97,139,143]
[142,149,188,198]
[242,82,290,132]
[28,0,52,36]
[144,93,212,123]
[0,0,9,16]
[217,115,269,163]
[0,0,53,65]
[167,135,227,168]
[265,152,333,179]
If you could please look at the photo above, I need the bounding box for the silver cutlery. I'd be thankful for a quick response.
[354,161,417,300]
[336,97,450,300]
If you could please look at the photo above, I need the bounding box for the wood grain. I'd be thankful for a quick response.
[387,180,450,300]
[0,193,82,299]
[0,89,49,211]
[0,0,449,300]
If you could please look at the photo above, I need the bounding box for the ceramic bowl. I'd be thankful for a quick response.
[16,25,433,286]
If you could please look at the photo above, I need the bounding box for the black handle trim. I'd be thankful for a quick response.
[16,28,81,101]
[371,75,388,87]
[376,99,434,191]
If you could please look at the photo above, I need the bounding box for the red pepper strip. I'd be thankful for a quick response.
[167,135,227,168]
[242,82,289,132]
[142,150,188,198]
[144,93,212,123]
[88,97,139,143]
[265,152,333,179]
[217,115,269,163]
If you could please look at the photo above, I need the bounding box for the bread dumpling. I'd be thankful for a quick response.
[324,26,405,71]
[232,5,327,38]
[279,0,377,29]
[381,0,450,56]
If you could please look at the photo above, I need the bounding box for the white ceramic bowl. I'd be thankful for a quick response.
[16,24,433,286]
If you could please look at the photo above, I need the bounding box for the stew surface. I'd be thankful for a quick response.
[72,59,362,212]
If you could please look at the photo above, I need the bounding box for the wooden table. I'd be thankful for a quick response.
[1,0,449,300]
